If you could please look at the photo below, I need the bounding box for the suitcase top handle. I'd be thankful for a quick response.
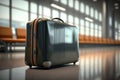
[51,18,64,23]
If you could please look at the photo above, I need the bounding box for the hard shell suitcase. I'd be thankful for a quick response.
[25,18,79,68]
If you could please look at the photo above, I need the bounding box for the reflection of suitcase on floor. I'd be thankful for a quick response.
[25,18,79,68]
[26,65,79,80]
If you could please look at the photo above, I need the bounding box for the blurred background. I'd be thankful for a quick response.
[0,0,120,39]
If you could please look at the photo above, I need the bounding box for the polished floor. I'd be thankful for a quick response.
[0,47,120,80]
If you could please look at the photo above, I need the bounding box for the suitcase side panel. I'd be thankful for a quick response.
[25,23,33,65]
[46,21,79,65]
[25,20,50,67]
[36,21,49,66]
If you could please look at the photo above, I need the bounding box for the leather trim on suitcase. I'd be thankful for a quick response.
[33,18,42,65]
[31,18,49,66]
[30,19,36,65]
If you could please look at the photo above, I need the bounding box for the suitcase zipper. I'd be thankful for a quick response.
[30,19,37,66]
[33,18,43,66]
[30,18,48,66]
[33,19,38,66]
[30,21,35,65]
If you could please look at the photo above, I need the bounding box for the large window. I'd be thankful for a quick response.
[68,0,73,8]
[98,25,102,37]
[75,17,79,29]
[85,5,89,15]
[43,7,51,18]
[115,22,120,40]
[12,0,28,11]
[80,2,85,13]
[12,9,28,37]
[99,13,102,22]
[31,2,37,13]
[31,13,37,20]
[30,2,37,20]
[95,24,98,37]
[90,22,94,36]
[0,0,9,5]
[85,21,90,36]
[115,32,118,40]
[0,6,9,27]
[80,19,85,34]
[75,0,79,11]
[12,9,28,23]
[115,21,118,28]
[95,10,98,20]
[60,0,67,5]
[0,0,105,40]
[109,16,112,26]
[12,9,28,35]
[52,9,59,18]
[39,5,42,17]
[80,19,85,26]
[68,15,73,25]
[60,12,67,22]
[119,25,120,34]
[90,7,94,18]
[12,0,28,36]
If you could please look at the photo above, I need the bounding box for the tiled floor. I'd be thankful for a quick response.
[0,47,120,80]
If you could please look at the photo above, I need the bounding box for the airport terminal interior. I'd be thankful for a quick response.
[0,0,120,80]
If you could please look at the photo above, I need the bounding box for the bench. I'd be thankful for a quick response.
[0,26,26,52]
[79,34,120,45]
[16,28,26,39]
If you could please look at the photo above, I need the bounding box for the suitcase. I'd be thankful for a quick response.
[25,18,79,68]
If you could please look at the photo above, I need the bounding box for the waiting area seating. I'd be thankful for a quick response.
[0,26,120,52]
[0,26,26,51]
[79,34,120,45]
[16,28,26,39]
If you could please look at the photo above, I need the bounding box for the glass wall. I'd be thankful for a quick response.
[52,9,59,18]
[60,12,67,23]
[12,0,28,36]
[0,1,9,27]
[0,0,119,40]
[80,19,85,35]
[115,21,120,40]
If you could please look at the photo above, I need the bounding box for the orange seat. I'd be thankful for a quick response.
[78,34,119,45]
[79,35,86,44]
[16,28,26,39]
[0,26,12,38]
[115,40,120,44]
[84,35,91,44]
[0,26,26,43]
[0,26,26,51]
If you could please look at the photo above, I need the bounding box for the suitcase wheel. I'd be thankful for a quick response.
[43,61,52,68]
[29,65,32,69]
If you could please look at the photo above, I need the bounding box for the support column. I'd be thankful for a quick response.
[102,0,109,38]
[37,0,39,18]
[112,10,115,39]
[28,0,31,21]
[9,0,12,28]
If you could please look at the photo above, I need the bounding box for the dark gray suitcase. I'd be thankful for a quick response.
[25,18,79,68]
